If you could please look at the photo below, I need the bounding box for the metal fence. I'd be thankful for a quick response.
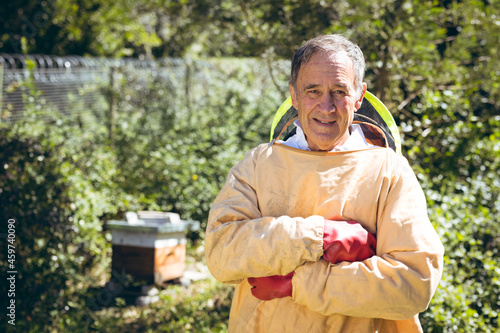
[0,54,290,127]
[0,54,198,123]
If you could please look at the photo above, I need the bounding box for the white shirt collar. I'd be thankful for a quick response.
[279,120,375,152]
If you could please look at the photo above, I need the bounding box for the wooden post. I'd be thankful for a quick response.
[0,63,3,122]
[108,66,115,147]
[185,61,191,123]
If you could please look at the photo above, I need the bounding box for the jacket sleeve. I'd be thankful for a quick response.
[205,146,324,284]
[292,155,444,320]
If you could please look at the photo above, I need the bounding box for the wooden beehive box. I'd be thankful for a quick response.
[106,213,199,285]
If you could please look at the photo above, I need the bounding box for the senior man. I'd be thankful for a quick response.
[205,34,444,332]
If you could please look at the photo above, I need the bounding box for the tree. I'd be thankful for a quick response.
[0,0,161,57]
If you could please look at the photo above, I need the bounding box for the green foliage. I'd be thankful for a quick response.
[0,105,126,330]
[420,177,500,332]
[416,131,500,332]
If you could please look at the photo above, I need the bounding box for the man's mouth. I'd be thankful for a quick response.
[315,119,335,124]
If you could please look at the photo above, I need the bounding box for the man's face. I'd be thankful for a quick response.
[290,51,366,151]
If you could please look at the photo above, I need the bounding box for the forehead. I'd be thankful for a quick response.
[297,51,355,87]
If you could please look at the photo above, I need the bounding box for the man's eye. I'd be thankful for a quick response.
[335,90,346,95]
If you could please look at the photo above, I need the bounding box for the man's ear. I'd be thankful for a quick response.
[289,83,298,109]
[354,83,367,111]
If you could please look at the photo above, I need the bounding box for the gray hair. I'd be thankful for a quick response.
[290,34,366,98]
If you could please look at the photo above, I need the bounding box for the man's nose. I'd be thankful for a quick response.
[318,93,336,113]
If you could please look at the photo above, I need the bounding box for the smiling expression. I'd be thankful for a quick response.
[289,51,366,151]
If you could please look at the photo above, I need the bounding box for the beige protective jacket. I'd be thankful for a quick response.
[205,123,444,333]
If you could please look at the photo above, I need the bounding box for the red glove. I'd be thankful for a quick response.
[248,272,294,301]
[323,220,377,264]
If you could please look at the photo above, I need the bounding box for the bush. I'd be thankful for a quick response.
[419,158,500,332]
[0,92,137,330]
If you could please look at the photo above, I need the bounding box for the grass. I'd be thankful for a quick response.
[76,244,234,333]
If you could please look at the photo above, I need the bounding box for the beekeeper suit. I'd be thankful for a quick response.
[205,35,444,333]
